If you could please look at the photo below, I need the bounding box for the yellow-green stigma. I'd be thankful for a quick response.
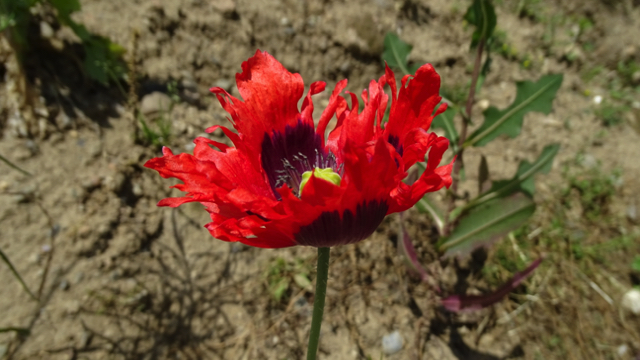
[300,167,341,194]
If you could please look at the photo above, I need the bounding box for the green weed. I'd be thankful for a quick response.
[265,257,312,302]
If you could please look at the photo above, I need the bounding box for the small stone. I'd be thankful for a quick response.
[593,95,603,105]
[56,112,73,130]
[104,173,126,194]
[69,130,79,138]
[132,182,143,197]
[65,300,80,315]
[180,77,198,92]
[617,344,628,356]
[110,269,123,281]
[59,280,70,291]
[579,154,598,169]
[49,132,64,144]
[25,140,39,155]
[339,61,351,73]
[40,21,54,38]
[78,226,91,238]
[88,142,102,159]
[477,99,490,110]
[621,289,640,314]
[79,331,92,348]
[74,272,85,284]
[140,92,172,119]
[29,252,42,264]
[382,330,403,355]
[81,177,102,191]
[628,204,637,222]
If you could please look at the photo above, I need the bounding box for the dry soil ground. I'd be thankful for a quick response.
[1,0,640,359]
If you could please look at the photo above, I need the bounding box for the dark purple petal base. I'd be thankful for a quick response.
[294,200,389,247]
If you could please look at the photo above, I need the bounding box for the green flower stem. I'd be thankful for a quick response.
[307,247,330,360]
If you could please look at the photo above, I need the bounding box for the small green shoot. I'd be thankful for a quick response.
[265,257,312,302]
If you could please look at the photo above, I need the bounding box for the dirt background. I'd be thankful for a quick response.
[1,0,640,359]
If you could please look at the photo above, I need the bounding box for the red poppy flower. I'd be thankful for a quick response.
[144,50,453,248]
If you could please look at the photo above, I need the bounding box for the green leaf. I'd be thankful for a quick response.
[0,327,30,336]
[632,255,640,272]
[456,144,559,217]
[293,273,312,290]
[0,153,31,176]
[1,247,37,301]
[414,196,445,234]
[464,0,497,47]
[465,74,563,147]
[439,194,536,258]
[483,143,558,198]
[382,32,412,75]
[475,56,493,93]
[271,278,289,301]
[49,0,81,23]
[431,106,459,151]
[478,154,490,194]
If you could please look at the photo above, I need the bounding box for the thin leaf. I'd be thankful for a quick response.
[293,273,312,290]
[382,32,412,75]
[0,153,31,176]
[441,258,542,312]
[439,193,535,258]
[398,213,439,291]
[632,255,640,272]
[414,197,445,234]
[465,74,563,147]
[475,56,493,93]
[49,0,81,19]
[464,0,497,47]
[0,327,30,335]
[431,106,459,151]
[1,247,37,301]
[468,143,559,211]
[478,154,490,194]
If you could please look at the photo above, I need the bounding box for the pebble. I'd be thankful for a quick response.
[627,204,637,222]
[477,99,490,110]
[104,173,126,194]
[59,280,70,291]
[74,272,85,284]
[382,330,403,355]
[79,331,92,348]
[617,344,628,356]
[56,112,73,130]
[29,252,42,264]
[579,153,598,169]
[110,269,123,281]
[132,182,143,197]
[621,289,640,314]
[140,92,172,119]
[40,21,54,38]
[88,142,102,159]
[593,95,603,105]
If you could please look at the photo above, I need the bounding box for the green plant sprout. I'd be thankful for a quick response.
[384,0,562,311]
[0,0,126,85]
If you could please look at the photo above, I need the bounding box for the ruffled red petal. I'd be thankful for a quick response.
[146,52,453,249]
[383,64,446,145]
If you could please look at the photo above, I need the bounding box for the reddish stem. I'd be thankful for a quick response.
[443,39,486,236]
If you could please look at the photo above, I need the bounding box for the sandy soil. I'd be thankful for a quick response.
[1,0,640,359]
